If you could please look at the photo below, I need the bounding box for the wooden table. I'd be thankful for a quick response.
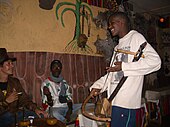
[32,118,66,127]
[11,118,66,127]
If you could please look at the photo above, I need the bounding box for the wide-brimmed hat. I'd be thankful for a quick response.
[0,48,16,65]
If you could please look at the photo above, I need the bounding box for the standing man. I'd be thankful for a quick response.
[41,60,81,123]
[0,48,48,126]
[89,12,161,127]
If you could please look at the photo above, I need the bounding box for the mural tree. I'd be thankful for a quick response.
[56,0,93,53]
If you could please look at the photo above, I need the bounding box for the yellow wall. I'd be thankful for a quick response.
[0,0,107,55]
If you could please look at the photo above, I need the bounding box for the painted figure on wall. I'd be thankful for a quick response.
[56,0,93,53]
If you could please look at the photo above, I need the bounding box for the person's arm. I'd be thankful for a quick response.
[0,99,9,114]
[13,78,48,117]
[107,34,161,76]
[89,50,118,93]
[0,85,24,114]
[21,86,48,118]
[65,100,73,122]
[122,35,161,76]
[64,81,73,122]
[15,79,37,111]
[43,86,53,106]
[89,73,110,93]
[34,108,49,118]
[66,85,73,110]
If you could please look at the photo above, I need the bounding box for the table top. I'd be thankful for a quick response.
[32,118,66,127]
[11,118,66,127]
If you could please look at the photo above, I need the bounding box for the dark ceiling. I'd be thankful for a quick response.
[128,0,170,16]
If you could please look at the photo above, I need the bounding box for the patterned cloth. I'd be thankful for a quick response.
[41,77,72,111]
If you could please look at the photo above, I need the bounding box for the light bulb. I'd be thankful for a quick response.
[159,17,165,23]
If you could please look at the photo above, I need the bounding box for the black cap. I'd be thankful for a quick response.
[0,48,16,65]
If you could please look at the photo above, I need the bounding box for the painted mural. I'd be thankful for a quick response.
[56,0,93,53]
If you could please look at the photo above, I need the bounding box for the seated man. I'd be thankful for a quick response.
[0,48,48,127]
[41,60,82,123]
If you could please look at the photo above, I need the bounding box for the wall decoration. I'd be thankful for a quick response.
[94,34,118,64]
[133,14,159,50]
[161,30,170,76]
[164,47,170,76]
[39,0,56,10]
[133,14,149,38]
[82,0,118,11]
[163,47,170,77]
[93,11,115,29]
[161,31,170,44]
[56,0,93,53]
[93,10,118,63]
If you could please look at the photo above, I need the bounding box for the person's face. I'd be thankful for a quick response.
[51,63,62,78]
[0,60,14,76]
[108,17,121,37]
